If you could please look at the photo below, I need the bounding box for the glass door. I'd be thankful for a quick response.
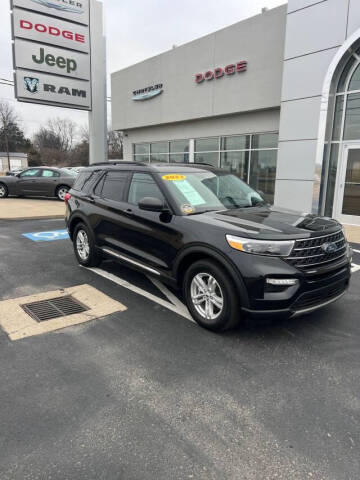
[334,145,360,225]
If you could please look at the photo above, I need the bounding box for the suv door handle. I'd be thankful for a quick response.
[124,208,133,215]
[87,196,95,203]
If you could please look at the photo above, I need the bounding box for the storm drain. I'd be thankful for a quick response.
[21,296,89,322]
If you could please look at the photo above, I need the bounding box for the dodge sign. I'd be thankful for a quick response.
[12,9,90,53]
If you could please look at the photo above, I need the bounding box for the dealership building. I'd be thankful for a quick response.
[112,0,360,225]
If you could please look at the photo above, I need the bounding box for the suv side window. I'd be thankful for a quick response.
[128,173,165,206]
[101,171,128,202]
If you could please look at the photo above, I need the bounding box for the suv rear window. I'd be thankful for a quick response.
[72,171,101,193]
[72,172,93,191]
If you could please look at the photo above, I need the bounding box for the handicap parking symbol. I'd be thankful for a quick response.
[22,229,70,242]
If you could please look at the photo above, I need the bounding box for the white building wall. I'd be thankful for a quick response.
[275,0,360,212]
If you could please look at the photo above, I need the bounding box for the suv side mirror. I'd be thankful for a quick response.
[138,196,166,212]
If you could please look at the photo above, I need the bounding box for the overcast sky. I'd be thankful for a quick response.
[0,0,285,140]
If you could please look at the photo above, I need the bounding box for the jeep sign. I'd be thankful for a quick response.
[11,0,90,26]
[15,70,91,109]
[14,39,90,80]
[13,9,90,53]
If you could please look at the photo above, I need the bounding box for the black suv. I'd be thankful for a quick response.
[65,162,352,331]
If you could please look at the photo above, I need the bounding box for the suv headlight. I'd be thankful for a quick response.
[226,235,294,257]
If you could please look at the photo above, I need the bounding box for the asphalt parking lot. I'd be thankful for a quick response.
[0,218,359,480]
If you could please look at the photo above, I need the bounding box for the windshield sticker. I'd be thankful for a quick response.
[162,174,186,181]
[174,180,206,205]
[181,204,195,215]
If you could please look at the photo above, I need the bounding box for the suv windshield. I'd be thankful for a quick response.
[159,171,266,214]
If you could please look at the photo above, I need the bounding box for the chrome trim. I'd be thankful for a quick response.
[288,246,346,260]
[291,252,347,268]
[291,291,346,317]
[101,248,161,276]
[293,229,342,242]
[293,238,344,250]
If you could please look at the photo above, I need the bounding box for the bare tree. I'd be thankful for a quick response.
[0,101,18,170]
[47,117,77,152]
[108,129,123,159]
[79,124,89,143]
[33,127,62,151]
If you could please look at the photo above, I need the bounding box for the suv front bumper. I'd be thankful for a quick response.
[228,246,352,320]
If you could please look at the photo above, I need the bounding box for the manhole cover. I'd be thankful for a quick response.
[21,296,88,322]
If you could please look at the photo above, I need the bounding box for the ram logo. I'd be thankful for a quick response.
[24,77,40,94]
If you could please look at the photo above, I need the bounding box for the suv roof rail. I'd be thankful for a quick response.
[89,161,147,167]
[191,162,215,167]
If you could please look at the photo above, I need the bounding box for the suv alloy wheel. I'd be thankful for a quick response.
[184,259,241,331]
[73,223,102,267]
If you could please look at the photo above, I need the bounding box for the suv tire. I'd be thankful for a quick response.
[73,223,102,267]
[0,183,9,199]
[183,259,241,332]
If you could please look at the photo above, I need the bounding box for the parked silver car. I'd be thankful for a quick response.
[0,167,76,201]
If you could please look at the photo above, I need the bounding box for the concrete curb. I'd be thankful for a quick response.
[0,215,65,221]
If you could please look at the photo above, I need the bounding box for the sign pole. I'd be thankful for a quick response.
[88,0,107,164]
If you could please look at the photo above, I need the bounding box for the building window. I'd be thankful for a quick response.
[133,134,278,204]
[194,133,279,203]
[323,52,360,216]
[195,137,220,152]
[133,140,189,163]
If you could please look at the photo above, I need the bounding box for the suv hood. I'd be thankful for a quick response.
[190,205,342,240]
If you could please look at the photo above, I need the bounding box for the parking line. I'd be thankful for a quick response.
[353,249,360,254]
[352,263,360,274]
[86,267,194,322]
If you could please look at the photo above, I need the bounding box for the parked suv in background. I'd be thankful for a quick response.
[0,167,75,201]
[65,162,352,332]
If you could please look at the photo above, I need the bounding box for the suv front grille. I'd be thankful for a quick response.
[285,230,347,271]
[291,280,348,311]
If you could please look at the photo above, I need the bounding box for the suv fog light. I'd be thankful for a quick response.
[266,278,298,286]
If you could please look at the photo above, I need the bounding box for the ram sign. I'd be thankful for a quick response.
[11,0,92,110]
[15,70,91,109]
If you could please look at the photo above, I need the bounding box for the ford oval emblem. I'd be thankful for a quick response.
[321,242,338,254]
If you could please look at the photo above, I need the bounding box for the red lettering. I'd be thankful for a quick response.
[75,34,85,43]
[35,23,47,33]
[62,30,74,40]
[49,26,60,36]
[195,73,204,83]
[224,64,235,75]
[214,67,224,78]
[236,61,247,72]
[196,61,247,83]
[20,20,32,30]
